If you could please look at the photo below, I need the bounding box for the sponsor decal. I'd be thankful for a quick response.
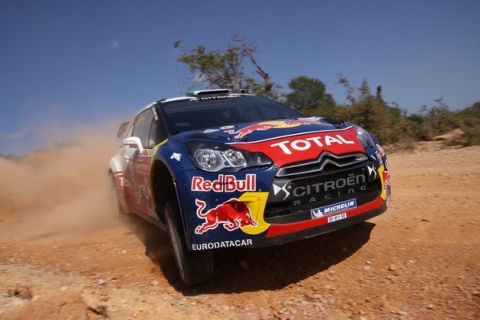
[383,170,392,205]
[293,174,366,197]
[238,192,271,235]
[327,212,348,223]
[191,174,256,192]
[270,171,369,205]
[270,134,355,155]
[272,181,291,200]
[192,239,253,251]
[311,199,357,219]
[170,153,182,161]
[137,183,154,211]
[118,176,129,187]
[383,170,391,186]
[225,118,321,139]
[378,164,391,202]
[194,198,258,235]
[230,127,363,167]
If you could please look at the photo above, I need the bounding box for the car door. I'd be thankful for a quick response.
[128,108,156,217]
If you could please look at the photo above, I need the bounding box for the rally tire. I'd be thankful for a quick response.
[165,201,214,286]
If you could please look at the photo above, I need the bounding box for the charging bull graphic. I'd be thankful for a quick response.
[224,118,321,139]
[194,198,257,235]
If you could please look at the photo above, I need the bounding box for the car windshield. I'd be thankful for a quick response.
[160,95,302,135]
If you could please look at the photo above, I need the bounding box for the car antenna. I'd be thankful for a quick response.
[173,40,184,96]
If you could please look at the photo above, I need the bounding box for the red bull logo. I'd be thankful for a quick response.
[194,198,257,235]
[224,118,321,139]
[191,174,256,192]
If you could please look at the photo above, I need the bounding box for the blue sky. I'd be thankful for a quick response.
[1,0,479,154]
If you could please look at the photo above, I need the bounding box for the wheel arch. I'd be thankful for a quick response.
[150,159,184,226]
[107,165,133,214]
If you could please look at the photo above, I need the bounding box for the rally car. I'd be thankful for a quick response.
[109,89,391,285]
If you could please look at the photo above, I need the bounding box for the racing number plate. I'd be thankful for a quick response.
[327,212,347,223]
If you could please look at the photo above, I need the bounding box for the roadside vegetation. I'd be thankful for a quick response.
[177,36,480,147]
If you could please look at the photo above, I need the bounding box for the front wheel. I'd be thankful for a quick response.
[165,201,214,285]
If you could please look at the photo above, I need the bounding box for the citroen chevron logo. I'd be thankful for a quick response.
[277,152,368,177]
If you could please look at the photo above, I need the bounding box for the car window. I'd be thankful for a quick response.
[161,96,302,135]
[132,109,154,148]
[149,119,168,148]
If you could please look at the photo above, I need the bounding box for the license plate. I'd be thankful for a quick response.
[327,212,347,223]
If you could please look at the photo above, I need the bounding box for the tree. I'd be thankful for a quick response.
[459,101,480,145]
[336,75,416,144]
[285,76,335,115]
[177,36,280,99]
[416,98,459,140]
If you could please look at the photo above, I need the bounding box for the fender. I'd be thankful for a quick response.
[150,144,193,242]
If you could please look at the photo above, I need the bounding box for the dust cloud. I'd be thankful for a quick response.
[0,130,121,240]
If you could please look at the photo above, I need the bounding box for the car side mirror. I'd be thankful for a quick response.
[117,121,130,138]
[123,136,144,154]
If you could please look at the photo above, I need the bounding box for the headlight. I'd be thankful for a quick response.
[353,125,375,148]
[186,142,272,172]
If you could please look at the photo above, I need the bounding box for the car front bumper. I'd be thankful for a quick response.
[176,160,390,251]
[247,196,386,248]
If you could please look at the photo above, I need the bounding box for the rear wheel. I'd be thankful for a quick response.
[165,201,214,285]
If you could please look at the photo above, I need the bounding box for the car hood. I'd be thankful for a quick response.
[166,117,367,168]
[172,117,351,144]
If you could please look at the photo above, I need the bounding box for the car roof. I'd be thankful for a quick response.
[132,90,253,118]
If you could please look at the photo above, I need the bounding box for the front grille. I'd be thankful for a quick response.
[266,163,380,224]
[276,152,368,177]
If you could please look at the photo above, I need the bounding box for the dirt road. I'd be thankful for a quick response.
[0,141,479,319]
